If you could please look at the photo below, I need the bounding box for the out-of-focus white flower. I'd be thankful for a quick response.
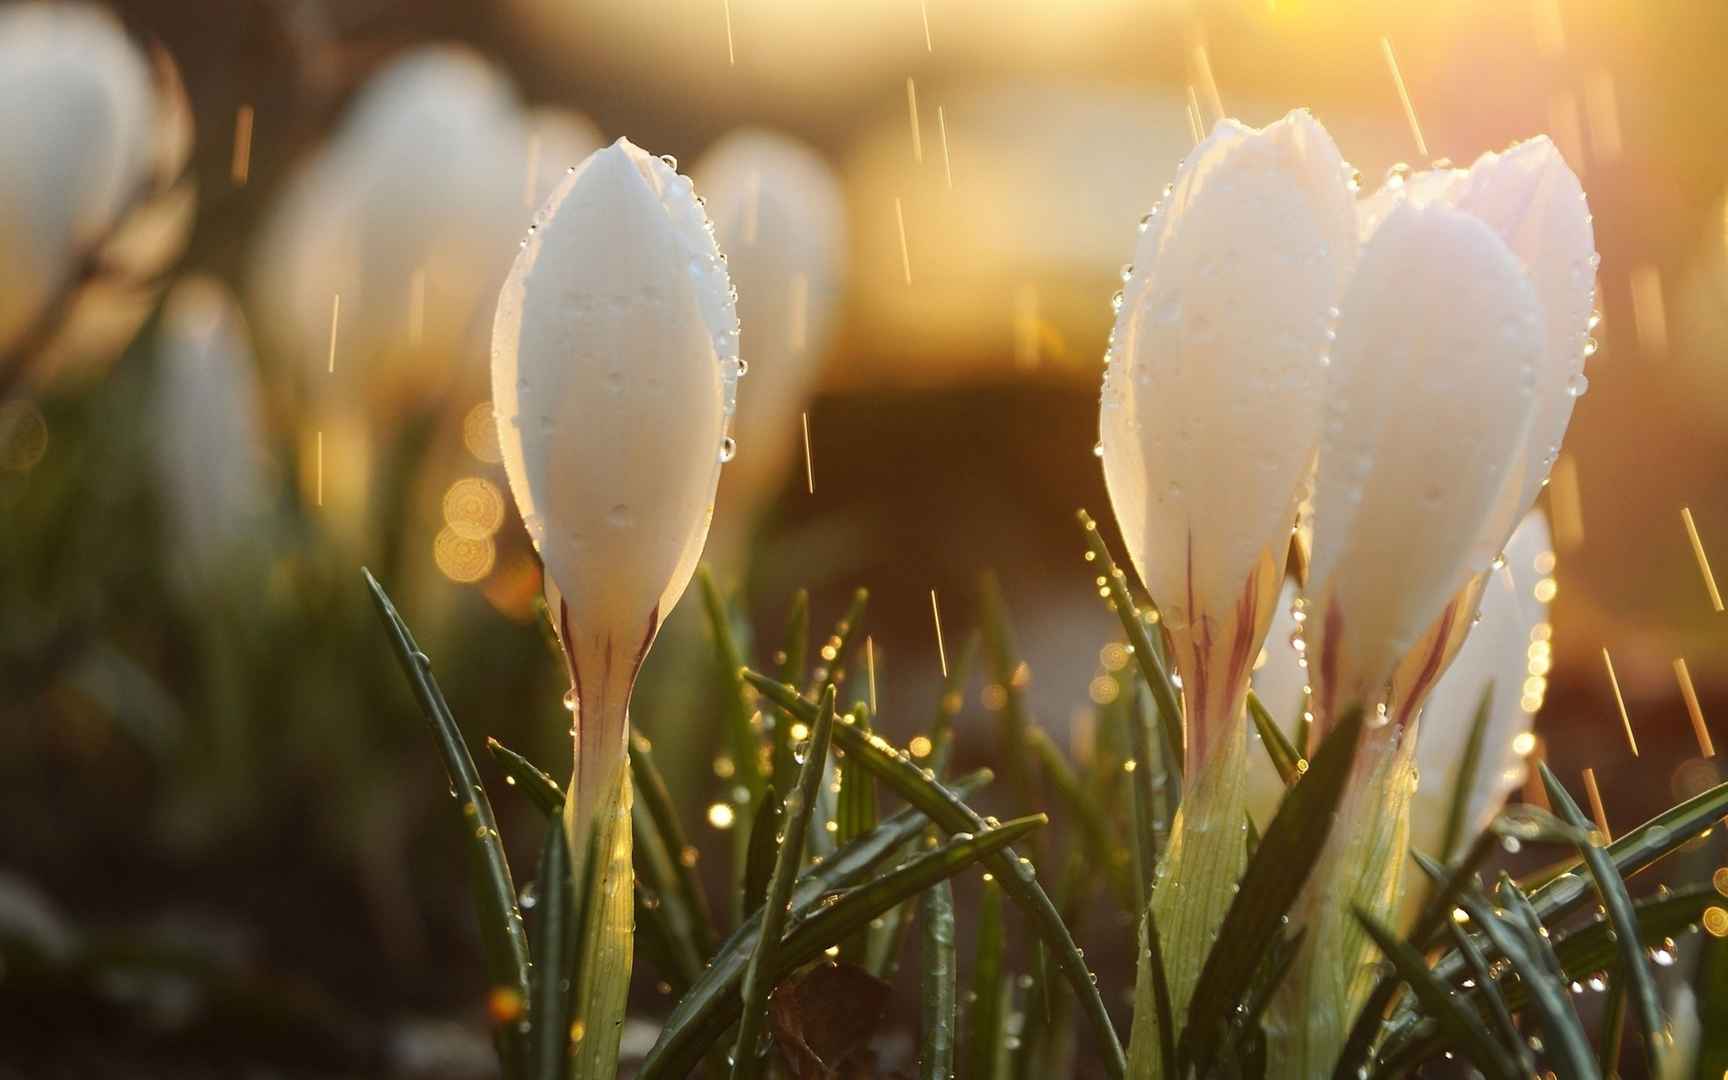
[1101,109,1357,774]
[0,3,194,385]
[252,46,600,413]
[1248,513,1554,862]
[694,129,845,545]
[1305,203,1547,722]
[493,135,738,832]
[153,278,271,592]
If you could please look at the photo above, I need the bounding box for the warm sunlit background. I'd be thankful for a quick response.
[3,0,1727,1075]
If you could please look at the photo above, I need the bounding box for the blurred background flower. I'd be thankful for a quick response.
[4,0,1728,1075]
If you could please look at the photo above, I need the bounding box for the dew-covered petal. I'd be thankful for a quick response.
[1307,202,1543,718]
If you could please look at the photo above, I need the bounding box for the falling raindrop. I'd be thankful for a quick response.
[719,436,737,463]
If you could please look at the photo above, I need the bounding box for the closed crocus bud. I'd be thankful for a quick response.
[493,139,736,1073]
[153,277,271,594]
[694,129,845,557]
[1102,108,1357,775]
[1109,110,1358,1080]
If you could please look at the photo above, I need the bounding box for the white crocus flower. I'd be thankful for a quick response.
[153,278,271,595]
[694,129,846,559]
[492,138,737,1076]
[1104,110,1359,1078]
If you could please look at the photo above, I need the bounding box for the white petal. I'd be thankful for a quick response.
[1408,511,1553,861]
[493,138,737,653]
[695,130,846,530]
[1307,203,1543,716]
[1099,109,1357,756]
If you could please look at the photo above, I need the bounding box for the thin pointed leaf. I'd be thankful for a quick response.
[1026,726,1134,912]
[1443,919,1525,1070]
[633,794,706,995]
[919,831,958,1080]
[771,590,809,794]
[698,567,765,802]
[837,703,879,965]
[1438,683,1494,864]
[1451,887,1599,1080]
[978,572,1041,811]
[1353,907,1519,1080]
[1539,762,1666,1072]
[488,737,566,818]
[1599,973,1626,1076]
[530,814,578,1080]
[1247,690,1301,787]
[1181,707,1364,1076]
[928,631,979,777]
[742,792,781,918]
[1076,509,1183,779]
[968,875,1006,1080]
[731,686,837,1079]
[1126,685,1161,909]
[363,569,529,1071]
[629,731,718,957]
[743,670,1126,1078]
[1143,897,1178,1080]
[639,811,1036,1079]
[805,587,869,697]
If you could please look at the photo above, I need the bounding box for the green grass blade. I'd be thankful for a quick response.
[919,831,958,1080]
[1450,886,1599,1080]
[731,686,837,1078]
[1076,510,1183,780]
[1438,684,1494,864]
[1180,707,1364,1075]
[770,590,809,794]
[968,875,1006,1080]
[741,791,781,918]
[805,587,869,698]
[488,737,566,818]
[978,572,1042,811]
[743,669,1126,1078]
[698,567,765,804]
[1538,762,1667,1071]
[639,806,1030,1079]
[928,630,979,777]
[1353,907,1518,1080]
[1247,690,1301,787]
[1599,974,1626,1077]
[1694,933,1728,1078]
[530,813,577,1080]
[363,569,530,1073]
[1026,726,1134,913]
[1126,684,1162,909]
[629,731,718,957]
[1142,898,1178,1080]
[633,792,706,995]
[1442,918,1524,1069]
[836,702,879,964]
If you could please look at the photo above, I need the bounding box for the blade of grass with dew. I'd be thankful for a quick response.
[698,567,765,804]
[919,830,957,1080]
[1179,706,1365,1077]
[978,573,1043,823]
[364,569,530,1073]
[488,737,566,818]
[1451,886,1600,1079]
[1599,974,1626,1076]
[1026,725,1134,912]
[1125,687,1161,910]
[1352,908,1520,1080]
[1523,779,1728,918]
[741,791,781,919]
[928,630,979,776]
[629,731,717,955]
[805,587,869,699]
[1076,510,1182,780]
[743,670,1127,1077]
[1438,684,1494,864]
[836,702,879,965]
[967,873,1006,1080]
[770,590,809,794]
[1247,689,1301,787]
[640,811,1037,1079]
[1538,762,1667,1071]
[634,794,705,995]
[1444,917,1525,1068]
[1142,891,1178,1080]
[529,813,578,1080]
[731,686,836,1079]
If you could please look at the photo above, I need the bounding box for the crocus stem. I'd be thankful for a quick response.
[1126,713,1251,1077]
[565,753,633,1080]
[1265,719,1417,1079]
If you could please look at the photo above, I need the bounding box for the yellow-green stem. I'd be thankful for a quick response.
[1265,722,1417,1079]
[565,757,634,1080]
[1126,716,1251,1077]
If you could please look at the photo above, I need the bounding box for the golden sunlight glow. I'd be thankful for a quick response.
[434,526,496,583]
[1682,507,1724,612]
[443,477,506,540]
[1602,648,1638,756]
[706,801,736,829]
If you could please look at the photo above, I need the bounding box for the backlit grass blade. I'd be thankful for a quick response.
[770,590,809,794]
[1143,898,1178,1080]
[633,791,706,995]
[967,875,1006,1080]
[1180,707,1364,1076]
[836,702,878,964]
[1026,725,1134,912]
[1539,762,1666,1073]
[918,830,958,1080]
[978,572,1042,811]
[629,731,717,957]
[1076,510,1183,780]
[1247,689,1301,787]
[364,569,529,1073]
[698,567,765,804]
[487,736,566,818]
[1353,907,1519,1080]
[730,686,837,1079]
[744,669,1127,1078]
[639,806,1032,1079]
[805,587,869,698]
[741,791,781,919]
[530,813,578,1080]
[928,630,979,776]
[1438,684,1494,864]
